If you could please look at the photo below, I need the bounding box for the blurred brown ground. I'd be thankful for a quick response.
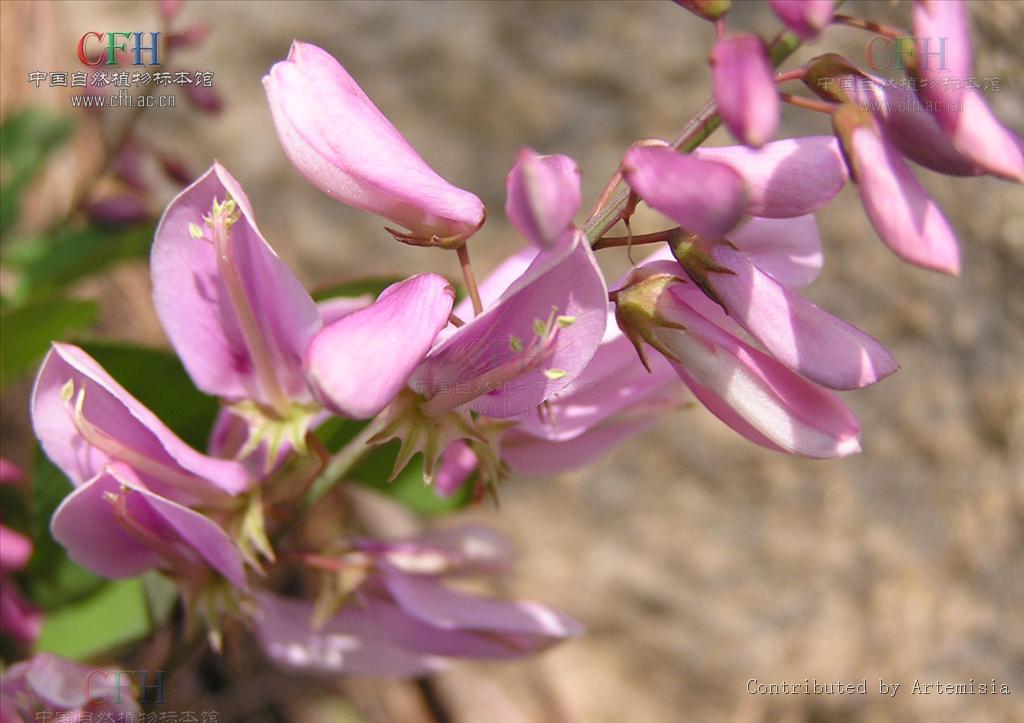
[1,1,1022,722]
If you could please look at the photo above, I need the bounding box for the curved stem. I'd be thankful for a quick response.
[302,416,388,510]
[593,227,683,251]
[456,243,483,316]
[779,92,837,115]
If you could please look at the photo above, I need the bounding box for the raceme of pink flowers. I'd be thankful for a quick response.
[19,0,1022,680]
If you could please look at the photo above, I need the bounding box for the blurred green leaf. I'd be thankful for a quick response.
[77,340,219,449]
[311,276,404,302]
[4,221,154,301]
[23,452,105,610]
[316,418,473,517]
[36,578,150,660]
[312,274,464,304]
[0,108,74,237]
[142,571,179,628]
[0,297,98,388]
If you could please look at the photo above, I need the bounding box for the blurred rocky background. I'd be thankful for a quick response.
[1,1,1021,721]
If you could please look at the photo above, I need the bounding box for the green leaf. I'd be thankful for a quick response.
[77,340,220,449]
[36,578,150,660]
[23,452,105,610]
[0,108,73,237]
[312,274,464,305]
[5,221,154,301]
[311,276,405,303]
[142,571,179,628]
[0,297,98,388]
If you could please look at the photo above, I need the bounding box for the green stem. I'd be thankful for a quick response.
[301,417,387,510]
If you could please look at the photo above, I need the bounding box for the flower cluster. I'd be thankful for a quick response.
[20,0,1020,684]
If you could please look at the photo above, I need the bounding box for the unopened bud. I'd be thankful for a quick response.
[674,0,730,22]
[612,265,688,371]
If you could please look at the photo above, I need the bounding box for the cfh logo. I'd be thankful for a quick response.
[85,669,166,705]
[77,32,161,66]
[865,36,948,72]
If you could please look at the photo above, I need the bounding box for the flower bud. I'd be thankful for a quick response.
[769,0,833,40]
[674,0,730,22]
[612,264,862,458]
[711,34,779,148]
[833,104,960,274]
[264,41,486,248]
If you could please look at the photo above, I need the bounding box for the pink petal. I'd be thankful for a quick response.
[264,41,485,245]
[434,441,477,498]
[847,76,982,177]
[0,584,42,646]
[414,525,514,574]
[503,414,664,476]
[306,274,455,418]
[943,90,1024,183]
[848,124,961,274]
[381,570,583,640]
[650,285,863,457]
[413,233,607,418]
[152,163,321,405]
[912,0,972,112]
[702,243,899,389]
[513,329,678,442]
[769,0,834,40]
[0,458,24,485]
[32,344,253,499]
[0,526,32,571]
[505,148,581,249]
[694,136,849,218]
[623,146,747,238]
[51,464,247,588]
[86,194,149,227]
[728,216,823,288]
[49,470,166,579]
[253,592,445,677]
[711,34,779,148]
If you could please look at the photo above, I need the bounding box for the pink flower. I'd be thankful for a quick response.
[505,148,581,249]
[769,0,834,40]
[411,153,607,421]
[501,326,682,475]
[909,0,1023,182]
[613,263,862,458]
[305,275,456,419]
[50,463,248,589]
[672,236,898,390]
[0,459,41,648]
[411,232,607,420]
[833,104,961,275]
[1,653,141,721]
[711,34,779,148]
[623,145,748,238]
[693,136,849,218]
[31,344,250,587]
[153,163,456,462]
[254,527,580,676]
[264,41,486,247]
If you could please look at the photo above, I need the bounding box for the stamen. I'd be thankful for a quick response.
[206,196,292,417]
[420,309,566,417]
[107,484,200,575]
[66,382,237,511]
